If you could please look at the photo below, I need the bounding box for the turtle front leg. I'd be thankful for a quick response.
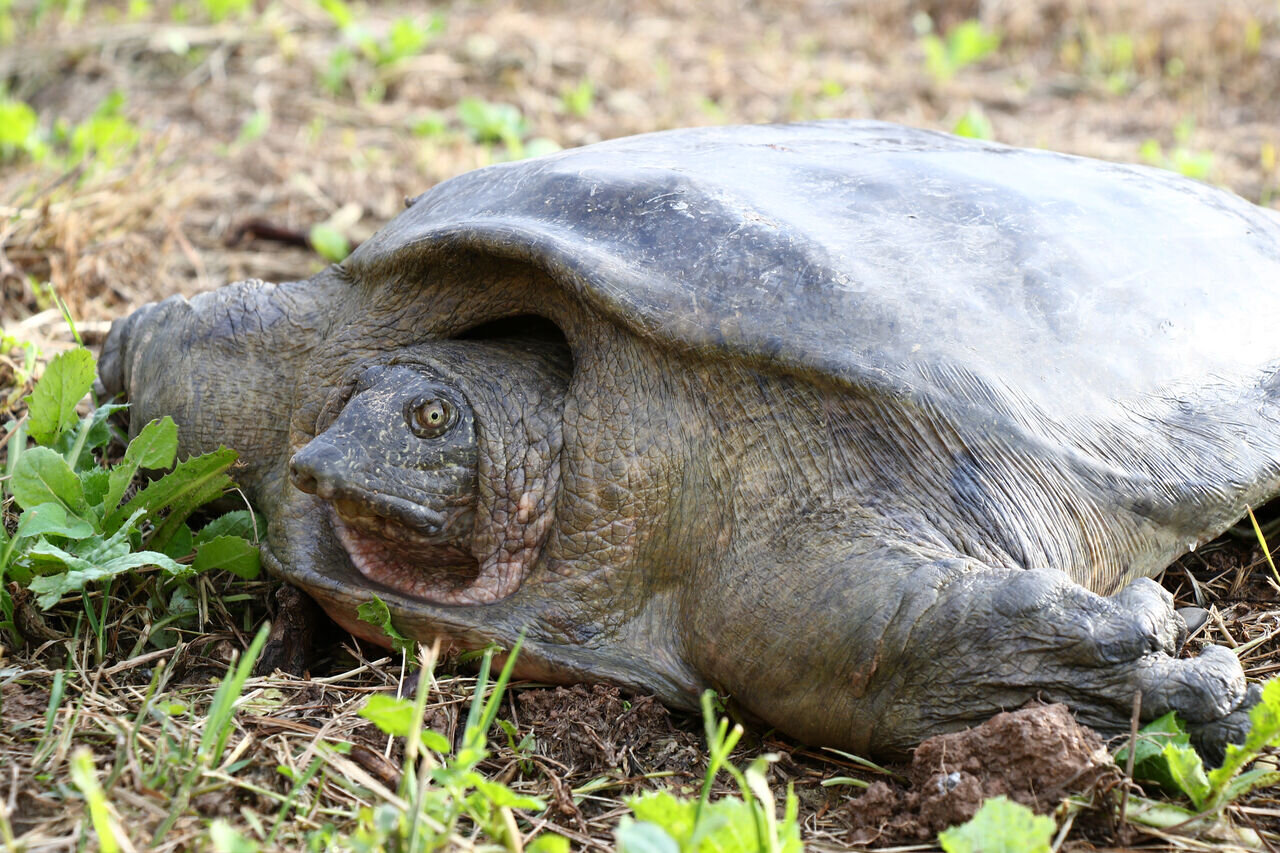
[864,561,1251,758]
[693,540,1253,760]
[97,272,343,509]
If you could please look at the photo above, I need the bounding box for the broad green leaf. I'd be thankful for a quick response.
[686,798,761,851]
[53,402,128,466]
[104,446,236,538]
[615,820,680,853]
[27,540,186,608]
[15,503,94,540]
[358,693,415,737]
[1116,711,1191,793]
[626,791,697,844]
[937,796,1054,853]
[26,348,96,447]
[162,523,195,560]
[192,535,260,579]
[356,594,413,654]
[1206,678,1280,805]
[10,446,87,513]
[1220,765,1280,805]
[196,510,264,545]
[103,416,179,512]
[0,98,38,150]
[1163,744,1211,809]
[209,819,258,853]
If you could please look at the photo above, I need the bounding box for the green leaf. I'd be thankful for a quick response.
[103,416,179,512]
[26,347,96,446]
[464,773,547,809]
[162,523,195,560]
[615,820,680,853]
[0,98,38,150]
[15,503,95,540]
[196,510,264,545]
[55,402,128,465]
[209,819,258,853]
[104,446,237,541]
[952,108,993,140]
[937,796,1055,853]
[10,446,87,513]
[27,538,187,608]
[526,834,570,853]
[356,594,413,654]
[1116,711,1191,793]
[192,535,260,579]
[309,224,350,263]
[421,727,451,753]
[80,467,111,510]
[1163,743,1211,810]
[626,791,698,844]
[1206,678,1280,805]
[358,694,416,737]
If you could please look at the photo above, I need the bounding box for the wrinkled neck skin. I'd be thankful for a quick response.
[97,273,345,513]
[231,257,708,701]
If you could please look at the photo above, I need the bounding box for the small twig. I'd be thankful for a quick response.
[1118,690,1142,844]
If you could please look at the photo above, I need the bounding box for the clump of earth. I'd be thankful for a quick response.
[847,703,1115,843]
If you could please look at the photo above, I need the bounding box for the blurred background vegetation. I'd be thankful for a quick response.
[2,0,1278,344]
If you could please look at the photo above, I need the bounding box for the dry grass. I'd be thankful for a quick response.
[3,0,1280,849]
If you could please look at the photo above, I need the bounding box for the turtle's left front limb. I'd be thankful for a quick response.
[860,557,1253,758]
[697,542,1251,759]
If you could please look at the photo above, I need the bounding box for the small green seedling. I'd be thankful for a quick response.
[614,691,803,853]
[952,107,993,140]
[352,636,567,852]
[456,98,560,161]
[309,223,350,263]
[918,17,1001,83]
[1124,679,1280,813]
[1140,119,1214,181]
[561,79,596,118]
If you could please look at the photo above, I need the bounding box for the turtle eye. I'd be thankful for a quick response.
[408,397,455,438]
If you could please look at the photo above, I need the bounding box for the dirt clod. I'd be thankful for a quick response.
[847,703,1113,843]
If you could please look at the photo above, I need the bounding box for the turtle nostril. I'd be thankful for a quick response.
[289,455,329,497]
[289,459,317,494]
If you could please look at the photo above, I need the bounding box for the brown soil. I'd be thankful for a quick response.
[516,684,702,779]
[847,704,1116,844]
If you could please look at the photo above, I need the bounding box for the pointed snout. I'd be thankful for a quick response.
[289,440,346,499]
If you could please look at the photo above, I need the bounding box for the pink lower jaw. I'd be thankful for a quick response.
[329,509,519,605]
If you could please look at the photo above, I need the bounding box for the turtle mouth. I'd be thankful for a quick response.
[323,490,502,604]
[330,493,451,543]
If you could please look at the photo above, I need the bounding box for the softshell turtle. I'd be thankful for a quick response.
[99,121,1280,757]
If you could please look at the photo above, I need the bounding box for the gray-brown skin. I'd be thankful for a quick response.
[99,121,1280,759]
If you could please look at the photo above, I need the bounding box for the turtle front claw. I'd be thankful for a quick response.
[1190,682,1262,766]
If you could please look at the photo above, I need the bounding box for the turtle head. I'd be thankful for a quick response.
[284,338,570,607]
[289,362,481,573]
